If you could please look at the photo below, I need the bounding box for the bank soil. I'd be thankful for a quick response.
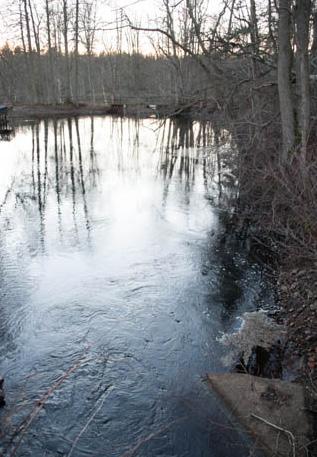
[210,256,317,456]
[9,103,153,119]
[277,264,317,380]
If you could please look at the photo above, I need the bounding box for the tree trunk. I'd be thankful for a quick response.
[295,0,311,157]
[28,0,40,54]
[23,0,32,54]
[28,0,43,101]
[62,0,72,102]
[268,0,277,54]
[228,0,236,36]
[311,7,317,58]
[249,0,260,78]
[45,0,56,103]
[19,1,30,102]
[23,0,37,101]
[74,0,79,103]
[277,0,295,161]
[19,1,27,54]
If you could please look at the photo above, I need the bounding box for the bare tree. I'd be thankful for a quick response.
[74,0,80,103]
[295,0,311,157]
[62,0,72,102]
[80,0,98,103]
[277,0,295,160]
[45,0,57,102]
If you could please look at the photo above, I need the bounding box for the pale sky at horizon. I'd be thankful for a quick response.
[0,0,224,53]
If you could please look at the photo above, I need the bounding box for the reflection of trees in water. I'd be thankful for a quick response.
[201,210,250,328]
[2,116,236,251]
[108,117,141,174]
[159,119,196,186]
[88,117,100,188]
[12,117,99,250]
[75,117,91,238]
[157,117,232,208]
[157,118,224,183]
[155,118,247,326]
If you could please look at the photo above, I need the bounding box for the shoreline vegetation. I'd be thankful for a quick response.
[7,100,219,119]
[9,102,152,118]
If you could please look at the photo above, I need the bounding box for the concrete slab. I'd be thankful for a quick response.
[208,373,311,457]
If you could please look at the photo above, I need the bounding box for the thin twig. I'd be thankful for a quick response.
[8,353,91,457]
[250,413,296,457]
[67,384,114,457]
[118,417,187,457]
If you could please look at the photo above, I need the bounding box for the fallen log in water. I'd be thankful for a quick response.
[0,376,5,407]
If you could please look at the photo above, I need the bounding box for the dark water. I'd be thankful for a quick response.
[0,117,268,456]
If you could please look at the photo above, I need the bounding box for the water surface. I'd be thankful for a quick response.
[0,117,268,456]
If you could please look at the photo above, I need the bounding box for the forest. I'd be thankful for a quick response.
[0,1,316,456]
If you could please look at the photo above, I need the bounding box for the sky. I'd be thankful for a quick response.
[0,0,223,53]
[105,0,224,52]
[109,0,222,21]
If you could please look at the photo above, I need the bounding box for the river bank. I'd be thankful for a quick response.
[8,103,156,119]
[277,261,317,452]
[9,103,110,118]
[226,116,317,381]
[220,190,317,454]
[277,264,317,378]
[233,235,317,384]
[7,102,216,121]
[208,230,317,456]
[205,116,317,455]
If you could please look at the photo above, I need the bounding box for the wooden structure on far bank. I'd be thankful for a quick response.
[0,105,13,139]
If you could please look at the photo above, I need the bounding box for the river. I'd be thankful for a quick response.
[0,116,270,456]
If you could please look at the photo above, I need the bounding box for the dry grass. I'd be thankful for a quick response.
[233,126,317,265]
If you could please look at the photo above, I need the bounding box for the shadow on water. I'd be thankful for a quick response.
[0,116,269,457]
